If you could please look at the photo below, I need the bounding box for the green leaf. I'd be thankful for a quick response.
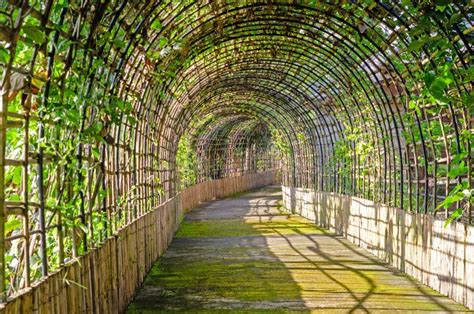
[0,46,9,63]
[429,77,452,100]
[408,100,416,110]
[449,13,462,25]
[444,208,463,228]
[22,25,46,45]
[429,84,445,99]
[76,222,89,234]
[448,161,467,178]
[127,116,137,125]
[113,39,125,49]
[159,37,168,48]
[433,0,450,11]
[5,218,21,234]
[407,39,426,52]
[424,71,436,87]
[151,19,162,30]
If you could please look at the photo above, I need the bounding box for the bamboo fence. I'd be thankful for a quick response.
[181,170,277,211]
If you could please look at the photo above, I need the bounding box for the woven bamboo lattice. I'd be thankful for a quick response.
[0,0,472,303]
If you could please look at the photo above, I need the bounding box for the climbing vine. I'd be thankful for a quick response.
[0,0,471,301]
[176,134,198,189]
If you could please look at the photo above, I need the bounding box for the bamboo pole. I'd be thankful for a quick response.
[21,107,30,288]
[0,2,23,298]
[0,56,9,303]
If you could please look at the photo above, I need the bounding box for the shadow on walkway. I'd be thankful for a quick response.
[127,186,469,313]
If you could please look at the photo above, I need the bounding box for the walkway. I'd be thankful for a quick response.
[127,187,468,313]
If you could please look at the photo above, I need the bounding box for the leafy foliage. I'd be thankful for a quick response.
[0,0,471,298]
[176,134,198,189]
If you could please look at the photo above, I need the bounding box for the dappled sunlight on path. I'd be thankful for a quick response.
[127,187,468,313]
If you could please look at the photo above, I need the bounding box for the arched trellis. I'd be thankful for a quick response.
[0,0,471,301]
[178,115,276,185]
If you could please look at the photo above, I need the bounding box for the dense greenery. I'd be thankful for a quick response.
[176,134,198,189]
[0,0,471,299]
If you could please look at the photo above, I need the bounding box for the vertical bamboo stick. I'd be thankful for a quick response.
[0,59,9,303]
[22,109,30,288]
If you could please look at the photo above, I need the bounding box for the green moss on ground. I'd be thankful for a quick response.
[144,259,303,301]
[128,188,469,312]
[176,216,327,238]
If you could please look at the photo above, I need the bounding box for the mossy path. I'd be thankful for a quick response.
[127,186,468,313]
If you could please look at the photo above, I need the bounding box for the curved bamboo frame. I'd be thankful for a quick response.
[0,0,471,299]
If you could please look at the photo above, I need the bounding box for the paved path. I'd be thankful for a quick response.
[127,186,468,313]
